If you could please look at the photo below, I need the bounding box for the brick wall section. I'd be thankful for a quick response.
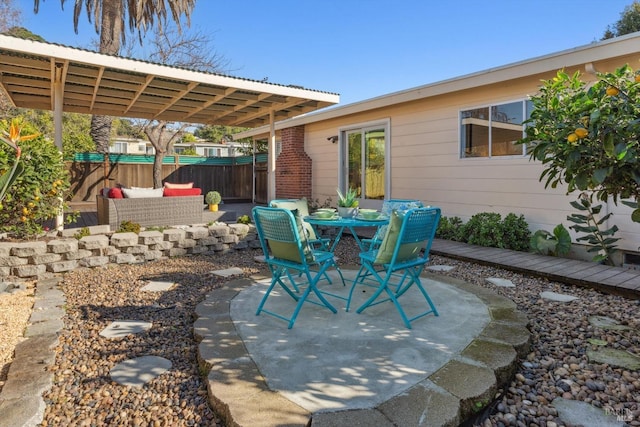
[276,125,312,199]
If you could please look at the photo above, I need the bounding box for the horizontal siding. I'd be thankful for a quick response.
[301,56,640,252]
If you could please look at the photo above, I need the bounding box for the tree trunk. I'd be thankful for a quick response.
[153,149,165,189]
[91,1,124,153]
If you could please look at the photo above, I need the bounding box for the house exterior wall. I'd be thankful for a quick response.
[302,54,640,254]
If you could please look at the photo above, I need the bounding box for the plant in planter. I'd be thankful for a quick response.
[336,187,359,217]
[205,191,222,212]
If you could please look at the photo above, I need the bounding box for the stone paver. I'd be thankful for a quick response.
[427,265,455,272]
[552,398,627,427]
[99,320,153,339]
[109,356,172,388]
[540,291,579,302]
[210,267,244,277]
[486,277,515,288]
[140,281,175,292]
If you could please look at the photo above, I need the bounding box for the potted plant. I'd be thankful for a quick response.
[205,191,222,212]
[336,187,359,217]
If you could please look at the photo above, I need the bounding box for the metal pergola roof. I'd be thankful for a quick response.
[0,34,339,128]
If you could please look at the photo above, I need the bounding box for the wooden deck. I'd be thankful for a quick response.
[61,203,640,300]
[431,239,640,299]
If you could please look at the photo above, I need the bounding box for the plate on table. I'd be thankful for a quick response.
[310,212,339,220]
[356,213,387,221]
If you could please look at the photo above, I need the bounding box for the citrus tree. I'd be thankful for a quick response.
[0,118,74,238]
[519,65,640,222]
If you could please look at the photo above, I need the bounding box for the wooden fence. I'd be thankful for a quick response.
[67,153,268,204]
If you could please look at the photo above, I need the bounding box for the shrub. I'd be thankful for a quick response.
[502,213,531,251]
[0,118,74,238]
[463,212,504,248]
[436,216,465,241]
[117,220,141,234]
[237,214,251,224]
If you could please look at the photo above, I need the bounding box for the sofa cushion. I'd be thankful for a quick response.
[164,182,194,189]
[122,187,164,198]
[108,187,124,199]
[163,188,202,197]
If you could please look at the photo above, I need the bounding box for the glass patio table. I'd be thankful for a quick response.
[304,214,389,252]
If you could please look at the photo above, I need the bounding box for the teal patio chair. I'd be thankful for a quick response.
[347,207,441,329]
[253,206,343,329]
[269,198,331,250]
[362,199,425,250]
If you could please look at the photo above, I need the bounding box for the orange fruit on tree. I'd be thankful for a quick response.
[567,133,578,143]
[574,128,588,138]
[635,74,640,83]
[606,86,619,96]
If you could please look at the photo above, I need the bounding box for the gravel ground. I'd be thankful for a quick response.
[3,236,640,426]
[0,284,34,392]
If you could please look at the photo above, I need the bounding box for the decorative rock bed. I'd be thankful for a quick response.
[0,222,259,281]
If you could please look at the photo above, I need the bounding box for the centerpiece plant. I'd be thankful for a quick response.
[336,187,359,217]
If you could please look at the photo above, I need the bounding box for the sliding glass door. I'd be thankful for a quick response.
[342,123,388,205]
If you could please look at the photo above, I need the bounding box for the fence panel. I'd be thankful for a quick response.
[66,155,266,203]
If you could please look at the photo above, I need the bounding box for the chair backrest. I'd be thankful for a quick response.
[268,198,317,239]
[374,199,425,239]
[253,206,314,265]
[374,207,441,264]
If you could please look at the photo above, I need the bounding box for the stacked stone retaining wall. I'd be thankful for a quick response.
[0,222,260,281]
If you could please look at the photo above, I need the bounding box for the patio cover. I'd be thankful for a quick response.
[0,34,339,202]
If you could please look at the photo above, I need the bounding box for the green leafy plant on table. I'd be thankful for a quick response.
[336,187,359,208]
[518,65,640,223]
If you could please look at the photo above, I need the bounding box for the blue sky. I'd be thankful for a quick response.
[16,0,635,105]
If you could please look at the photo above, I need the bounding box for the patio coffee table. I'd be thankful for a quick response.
[304,214,389,252]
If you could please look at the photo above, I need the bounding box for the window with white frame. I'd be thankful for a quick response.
[460,100,532,158]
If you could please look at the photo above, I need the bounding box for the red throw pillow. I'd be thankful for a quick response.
[163,188,202,197]
[108,187,124,198]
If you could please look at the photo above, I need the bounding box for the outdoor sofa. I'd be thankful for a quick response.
[96,185,204,229]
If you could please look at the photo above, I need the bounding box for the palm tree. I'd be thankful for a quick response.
[32,0,196,152]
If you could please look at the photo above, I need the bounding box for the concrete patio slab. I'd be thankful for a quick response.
[196,269,531,426]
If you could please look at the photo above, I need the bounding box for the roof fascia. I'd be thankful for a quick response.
[236,32,640,139]
[0,35,339,104]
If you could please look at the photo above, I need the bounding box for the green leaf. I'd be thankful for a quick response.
[575,172,589,190]
[569,201,588,211]
[592,168,610,185]
[553,224,572,256]
[603,133,615,157]
[632,209,640,223]
[622,200,638,209]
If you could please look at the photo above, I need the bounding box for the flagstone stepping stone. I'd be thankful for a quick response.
[588,315,632,331]
[210,267,244,277]
[141,281,175,292]
[110,356,172,387]
[427,265,455,272]
[486,277,515,288]
[552,398,626,427]
[540,291,578,302]
[99,320,152,339]
[587,348,640,370]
